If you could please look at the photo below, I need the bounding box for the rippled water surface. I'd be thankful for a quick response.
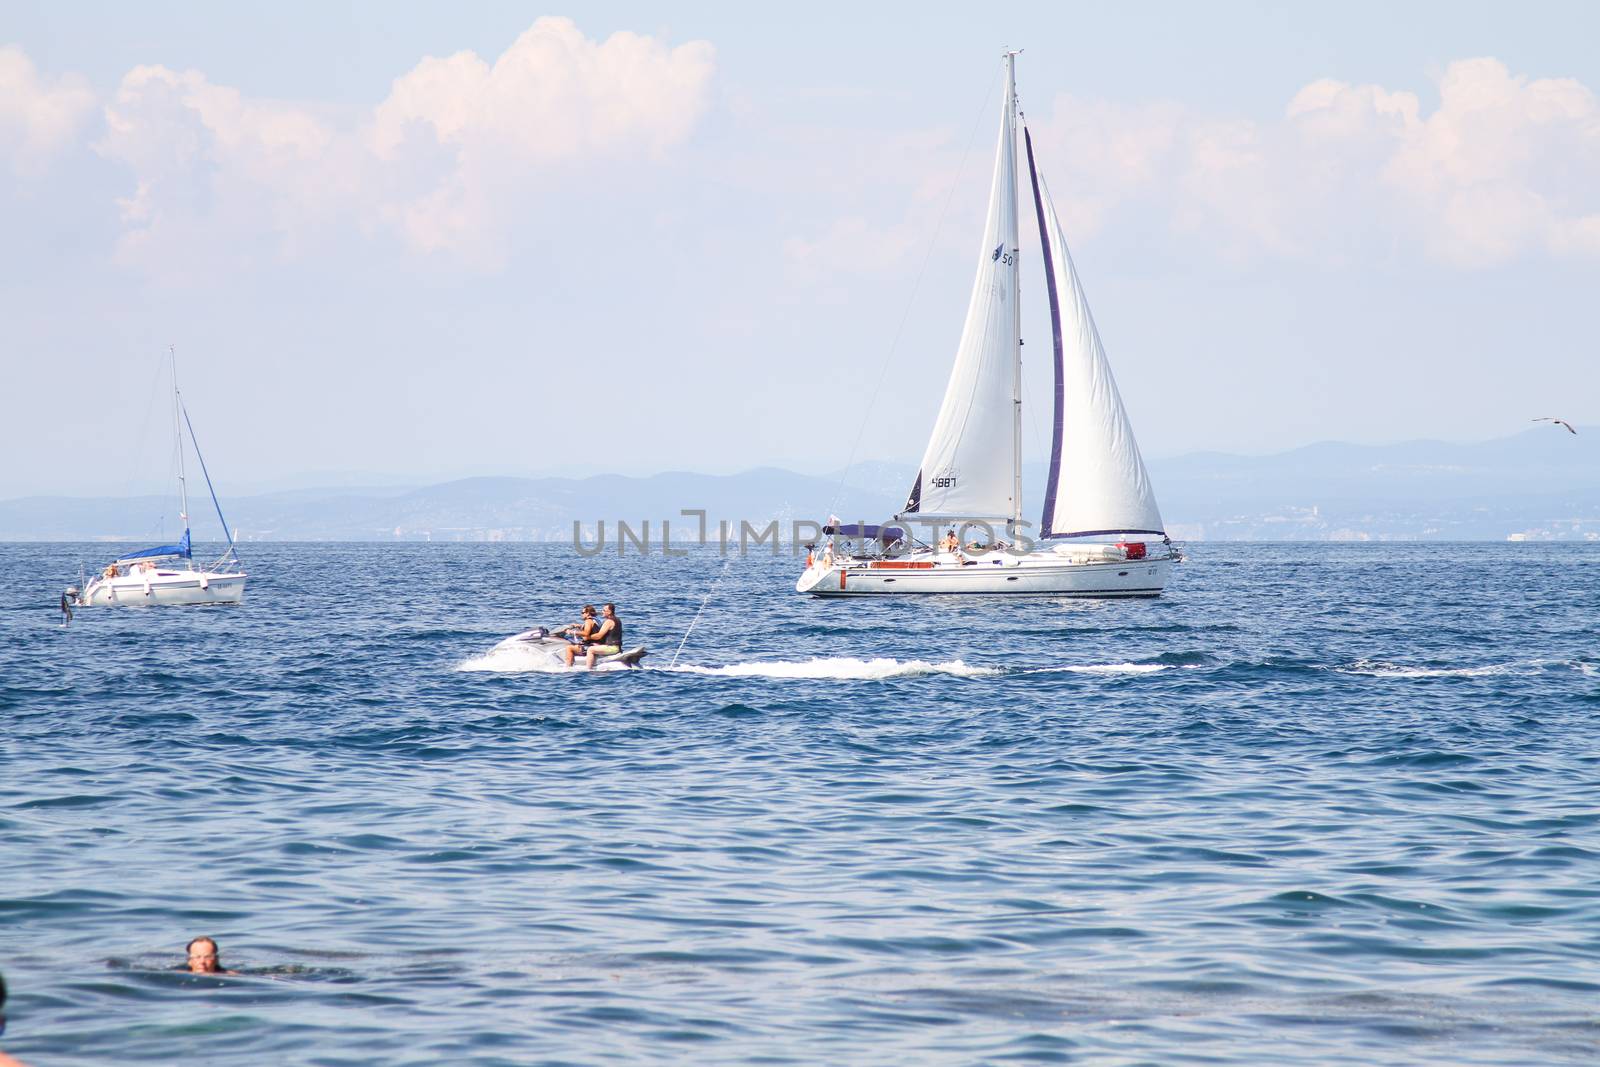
[3,542,1599,1065]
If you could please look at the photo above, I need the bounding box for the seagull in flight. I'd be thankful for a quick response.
[1532,417,1578,434]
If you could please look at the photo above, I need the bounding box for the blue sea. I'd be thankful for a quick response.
[2,542,1598,1065]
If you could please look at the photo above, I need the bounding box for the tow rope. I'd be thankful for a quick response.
[670,556,736,668]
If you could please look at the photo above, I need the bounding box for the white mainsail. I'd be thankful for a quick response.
[1025,128,1164,539]
[902,59,1021,522]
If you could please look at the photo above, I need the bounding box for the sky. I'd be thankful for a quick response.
[3,1,1599,498]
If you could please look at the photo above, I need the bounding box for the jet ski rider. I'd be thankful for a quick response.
[568,604,599,645]
[564,603,623,669]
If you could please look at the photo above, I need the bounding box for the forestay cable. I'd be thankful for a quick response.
[182,402,241,565]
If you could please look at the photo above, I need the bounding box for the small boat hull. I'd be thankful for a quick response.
[797,552,1169,597]
[486,630,649,671]
[79,571,247,607]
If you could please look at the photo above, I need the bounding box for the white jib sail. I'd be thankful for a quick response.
[903,62,1021,521]
[1028,138,1164,539]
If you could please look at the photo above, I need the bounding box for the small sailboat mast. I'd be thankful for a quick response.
[171,345,190,539]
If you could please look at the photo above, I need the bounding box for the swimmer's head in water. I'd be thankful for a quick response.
[186,936,222,974]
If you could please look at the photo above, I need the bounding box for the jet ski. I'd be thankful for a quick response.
[490,625,648,671]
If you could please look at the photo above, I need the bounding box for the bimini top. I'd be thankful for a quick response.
[116,528,191,563]
[823,524,906,542]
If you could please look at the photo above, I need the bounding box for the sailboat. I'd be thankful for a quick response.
[69,349,247,607]
[797,52,1179,598]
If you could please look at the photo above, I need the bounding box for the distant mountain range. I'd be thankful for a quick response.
[0,468,890,544]
[1151,427,1600,540]
[2,428,1595,542]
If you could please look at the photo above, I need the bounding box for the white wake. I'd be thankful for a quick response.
[662,657,1000,680]
[459,648,1183,680]
[1339,659,1519,679]
[457,647,569,673]
[1034,662,1174,675]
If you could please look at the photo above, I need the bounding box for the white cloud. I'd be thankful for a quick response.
[373,18,714,163]
[0,44,95,176]
[370,17,715,256]
[89,17,714,267]
[1024,57,1600,267]
[97,64,346,264]
[1380,58,1600,264]
[13,34,1600,273]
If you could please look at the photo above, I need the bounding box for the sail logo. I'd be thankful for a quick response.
[992,243,1015,267]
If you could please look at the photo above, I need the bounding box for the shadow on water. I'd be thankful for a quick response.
[104,957,364,984]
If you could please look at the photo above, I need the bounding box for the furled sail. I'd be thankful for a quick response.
[1025,128,1164,539]
[903,65,1021,521]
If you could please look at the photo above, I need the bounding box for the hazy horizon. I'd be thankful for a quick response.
[5,427,1595,546]
[0,421,1588,503]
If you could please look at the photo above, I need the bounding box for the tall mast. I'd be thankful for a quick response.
[1006,50,1023,535]
[171,345,189,533]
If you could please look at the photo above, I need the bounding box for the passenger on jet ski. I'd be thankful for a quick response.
[567,604,600,645]
[564,602,623,670]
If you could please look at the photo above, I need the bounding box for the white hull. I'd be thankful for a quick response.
[479,629,648,671]
[79,570,246,606]
[796,550,1169,597]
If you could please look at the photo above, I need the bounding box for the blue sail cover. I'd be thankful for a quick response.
[823,524,907,542]
[116,528,191,562]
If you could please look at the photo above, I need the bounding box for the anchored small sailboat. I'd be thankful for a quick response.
[798,51,1178,597]
[69,349,246,607]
